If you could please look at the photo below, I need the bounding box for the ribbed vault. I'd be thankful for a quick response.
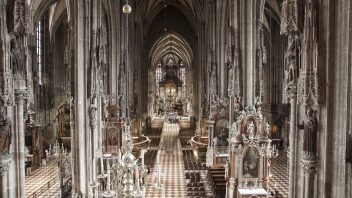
[149,32,193,68]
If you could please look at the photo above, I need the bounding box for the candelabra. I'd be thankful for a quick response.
[46,140,66,162]
[56,144,70,198]
[98,123,147,198]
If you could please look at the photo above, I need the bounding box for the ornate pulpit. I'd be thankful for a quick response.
[226,105,277,198]
[206,97,230,167]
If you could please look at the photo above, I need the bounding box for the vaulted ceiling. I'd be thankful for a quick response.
[136,0,203,34]
[149,32,193,68]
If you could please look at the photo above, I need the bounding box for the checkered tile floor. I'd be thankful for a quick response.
[145,123,188,198]
[25,159,60,197]
[270,150,289,198]
[38,182,61,198]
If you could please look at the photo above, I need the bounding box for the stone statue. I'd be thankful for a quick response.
[230,122,241,140]
[88,100,97,127]
[247,121,255,139]
[213,136,218,147]
[285,35,297,84]
[264,122,270,138]
[0,105,12,154]
[11,39,25,77]
[234,97,241,112]
[298,108,318,159]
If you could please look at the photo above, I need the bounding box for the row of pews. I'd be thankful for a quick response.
[208,167,226,197]
[182,150,206,170]
[181,148,215,198]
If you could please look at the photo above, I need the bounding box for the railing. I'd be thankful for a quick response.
[190,136,208,147]
[133,135,150,147]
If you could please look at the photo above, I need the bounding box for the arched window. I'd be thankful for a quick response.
[155,62,162,86]
[179,61,185,85]
[36,21,42,85]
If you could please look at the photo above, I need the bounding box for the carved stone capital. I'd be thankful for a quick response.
[0,155,12,176]
[14,89,26,104]
[287,83,297,99]
[301,159,316,176]
[207,120,215,126]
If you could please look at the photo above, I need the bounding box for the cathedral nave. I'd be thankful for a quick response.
[0,0,351,198]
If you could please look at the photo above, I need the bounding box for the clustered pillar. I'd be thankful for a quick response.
[14,83,26,198]
[0,156,11,198]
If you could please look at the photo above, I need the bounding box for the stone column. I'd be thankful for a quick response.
[227,177,237,198]
[227,142,241,198]
[14,84,26,198]
[287,84,297,198]
[240,0,257,106]
[206,120,215,167]
[301,160,316,198]
[72,0,88,195]
[0,155,11,198]
[89,101,98,188]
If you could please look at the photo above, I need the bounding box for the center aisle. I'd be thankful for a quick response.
[145,123,187,198]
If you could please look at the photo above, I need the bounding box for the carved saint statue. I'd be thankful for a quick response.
[88,100,97,125]
[11,39,25,77]
[209,63,216,95]
[247,121,255,139]
[298,108,318,159]
[285,36,297,84]
[230,122,241,140]
[213,136,218,147]
[234,97,241,112]
[264,122,270,138]
[0,105,12,154]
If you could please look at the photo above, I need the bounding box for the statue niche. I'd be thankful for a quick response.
[243,118,259,140]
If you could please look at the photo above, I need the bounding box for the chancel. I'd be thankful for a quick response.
[0,0,351,198]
